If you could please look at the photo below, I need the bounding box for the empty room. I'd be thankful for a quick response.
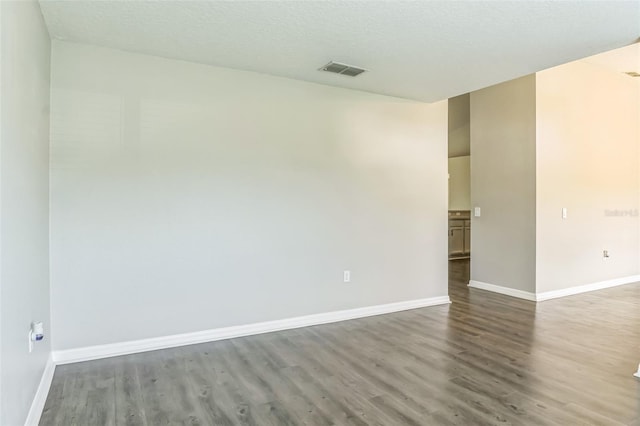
[2,1,640,425]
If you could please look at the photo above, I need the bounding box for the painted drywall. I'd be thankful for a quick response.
[535,60,640,293]
[448,94,471,210]
[49,41,448,351]
[0,1,51,425]
[448,94,470,158]
[448,156,470,211]
[470,75,537,293]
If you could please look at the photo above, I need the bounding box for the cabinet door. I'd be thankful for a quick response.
[449,227,465,256]
[463,226,471,254]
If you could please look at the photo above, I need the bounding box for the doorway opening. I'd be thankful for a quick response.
[448,93,471,295]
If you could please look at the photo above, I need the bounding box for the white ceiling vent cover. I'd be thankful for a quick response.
[320,61,367,77]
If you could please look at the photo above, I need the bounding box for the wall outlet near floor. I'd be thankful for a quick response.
[28,322,44,353]
[343,270,351,283]
[603,250,610,259]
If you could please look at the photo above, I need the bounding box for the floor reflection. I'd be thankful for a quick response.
[445,258,639,424]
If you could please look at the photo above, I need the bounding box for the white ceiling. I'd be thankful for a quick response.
[39,1,640,102]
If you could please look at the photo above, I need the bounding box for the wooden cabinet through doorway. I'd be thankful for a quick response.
[448,211,470,259]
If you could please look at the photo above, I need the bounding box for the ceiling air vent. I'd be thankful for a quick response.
[320,61,367,77]
[624,71,640,77]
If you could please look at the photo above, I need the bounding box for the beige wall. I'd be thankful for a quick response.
[448,94,470,158]
[470,58,640,296]
[536,61,640,292]
[448,156,470,210]
[470,75,537,293]
[0,1,51,424]
[49,41,449,351]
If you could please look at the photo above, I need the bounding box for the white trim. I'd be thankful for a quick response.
[24,354,56,426]
[536,275,640,302]
[468,280,537,301]
[469,275,640,303]
[53,296,451,365]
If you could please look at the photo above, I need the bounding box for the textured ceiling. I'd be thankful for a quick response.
[39,1,640,102]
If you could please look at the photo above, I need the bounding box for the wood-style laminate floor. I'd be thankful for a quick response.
[41,260,640,425]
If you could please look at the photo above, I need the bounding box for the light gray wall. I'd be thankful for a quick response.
[0,1,51,424]
[448,93,470,158]
[536,60,640,292]
[470,75,537,293]
[50,41,449,351]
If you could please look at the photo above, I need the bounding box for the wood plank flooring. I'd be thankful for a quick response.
[40,260,640,425]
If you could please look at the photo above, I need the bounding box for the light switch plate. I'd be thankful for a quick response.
[474,207,481,217]
[562,208,567,219]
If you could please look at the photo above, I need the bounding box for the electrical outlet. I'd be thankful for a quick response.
[28,322,44,353]
[343,270,351,283]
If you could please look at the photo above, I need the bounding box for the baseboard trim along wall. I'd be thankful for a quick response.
[535,275,640,301]
[468,280,537,301]
[469,275,640,302]
[52,295,451,365]
[24,354,56,426]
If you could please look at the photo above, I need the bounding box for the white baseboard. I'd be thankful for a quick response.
[468,280,537,301]
[53,295,451,365]
[536,275,640,302]
[469,275,640,303]
[24,354,56,426]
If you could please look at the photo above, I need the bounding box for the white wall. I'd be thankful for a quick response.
[50,41,449,351]
[536,61,640,292]
[0,1,51,425]
[470,75,537,293]
[448,156,470,210]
